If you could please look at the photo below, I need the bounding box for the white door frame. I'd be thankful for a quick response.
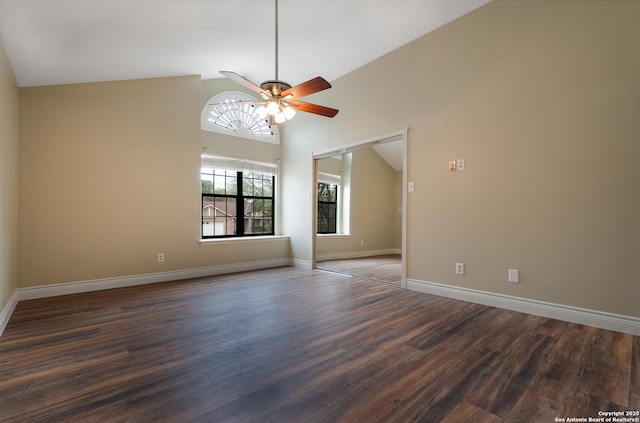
[311,128,408,288]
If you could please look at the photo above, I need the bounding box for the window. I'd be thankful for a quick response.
[317,182,338,234]
[201,155,276,238]
[317,171,341,234]
[201,91,279,144]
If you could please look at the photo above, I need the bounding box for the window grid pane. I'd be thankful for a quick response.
[243,172,271,197]
[202,195,237,237]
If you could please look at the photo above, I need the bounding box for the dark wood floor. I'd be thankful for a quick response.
[0,267,637,422]
[317,254,402,285]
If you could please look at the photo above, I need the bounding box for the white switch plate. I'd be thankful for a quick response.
[508,269,519,283]
[408,181,415,192]
[456,159,465,171]
[455,262,465,275]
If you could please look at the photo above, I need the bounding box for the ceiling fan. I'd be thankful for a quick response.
[218,0,339,123]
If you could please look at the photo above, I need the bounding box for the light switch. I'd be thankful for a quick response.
[408,181,415,192]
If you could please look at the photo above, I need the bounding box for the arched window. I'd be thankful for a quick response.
[201,91,279,144]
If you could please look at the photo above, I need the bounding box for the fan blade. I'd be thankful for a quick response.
[220,71,264,95]
[281,77,331,99]
[289,100,339,118]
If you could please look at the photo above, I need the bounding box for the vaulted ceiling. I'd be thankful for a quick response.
[0,0,491,88]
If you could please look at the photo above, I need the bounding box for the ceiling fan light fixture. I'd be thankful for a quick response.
[283,105,296,120]
[266,100,280,116]
[275,112,287,124]
[218,0,338,124]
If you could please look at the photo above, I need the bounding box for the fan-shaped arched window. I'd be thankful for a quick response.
[201,91,279,144]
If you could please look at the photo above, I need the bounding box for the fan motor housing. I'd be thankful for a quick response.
[260,80,292,96]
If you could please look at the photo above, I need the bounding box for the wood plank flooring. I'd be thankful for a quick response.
[317,254,402,285]
[0,266,637,422]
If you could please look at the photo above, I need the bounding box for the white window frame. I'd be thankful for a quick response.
[317,172,341,234]
[201,154,278,239]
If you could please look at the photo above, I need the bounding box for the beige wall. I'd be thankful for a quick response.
[280,112,329,265]
[283,0,640,316]
[0,36,19,310]
[18,76,289,287]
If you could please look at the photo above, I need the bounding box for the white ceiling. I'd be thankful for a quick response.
[0,0,491,88]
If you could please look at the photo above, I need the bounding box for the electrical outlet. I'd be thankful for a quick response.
[360,240,364,246]
[157,253,165,263]
[508,269,519,283]
[455,262,465,275]
[456,159,465,171]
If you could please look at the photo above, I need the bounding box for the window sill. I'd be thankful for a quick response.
[316,233,350,238]
[199,235,290,245]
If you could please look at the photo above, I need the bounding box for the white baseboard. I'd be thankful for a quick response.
[0,290,19,336]
[290,258,312,270]
[16,258,291,302]
[407,279,640,336]
[316,248,399,262]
